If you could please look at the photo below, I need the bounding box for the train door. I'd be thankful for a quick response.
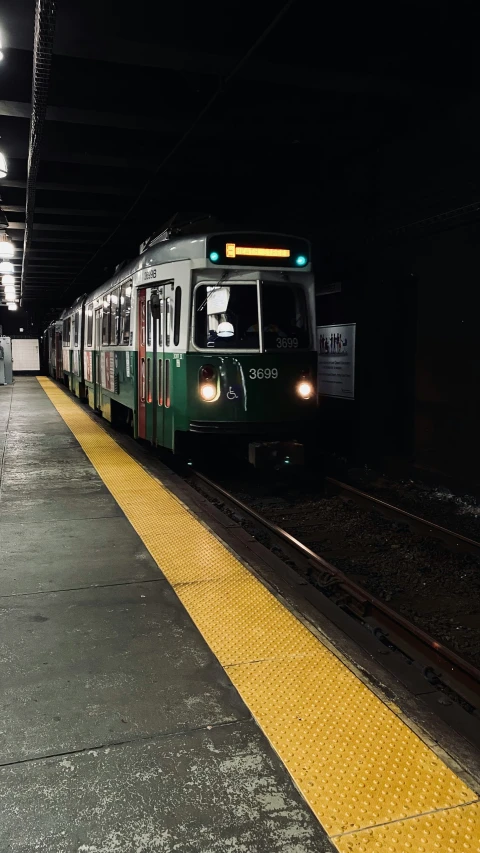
[138,283,173,447]
[160,283,174,449]
[55,329,62,379]
[137,289,147,439]
[94,307,102,410]
[137,285,163,444]
[153,284,167,448]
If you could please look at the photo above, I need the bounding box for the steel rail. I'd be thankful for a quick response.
[326,476,480,556]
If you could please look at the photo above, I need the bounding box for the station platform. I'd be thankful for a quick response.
[1,376,479,853]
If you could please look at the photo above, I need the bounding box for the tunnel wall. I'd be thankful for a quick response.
[315,220,479,487]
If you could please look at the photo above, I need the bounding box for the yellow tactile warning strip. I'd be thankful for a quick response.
[37,377,480,852]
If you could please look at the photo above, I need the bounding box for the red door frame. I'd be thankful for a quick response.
[138,288,147,438]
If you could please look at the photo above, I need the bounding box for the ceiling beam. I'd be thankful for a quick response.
[2,31,428,98]
[7,221,111,232]
[9,149,156,170]
[23,246,96,252]
[0,99,321,141]
[20,236,105,243]
[1,178,136,196]
[2,204,119,217]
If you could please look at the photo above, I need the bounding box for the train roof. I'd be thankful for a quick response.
[61,230,311,314]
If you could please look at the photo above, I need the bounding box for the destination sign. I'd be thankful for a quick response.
[207,233,310,269]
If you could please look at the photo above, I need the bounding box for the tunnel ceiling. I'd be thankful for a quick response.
[0,0,479,314]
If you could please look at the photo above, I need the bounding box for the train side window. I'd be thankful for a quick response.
[86,304,93,346]
[147,299,152,346]
[173,286,181,346]
[147,357,152,403]
[165,298,171,348]
[74,312,79,347]
[63,317,71,346]
[165,358,170,407]
[120,282,132,345]
[158,356,163,404]
[102,297,111,345]
[109,289,120,345]
[159,298,164,347]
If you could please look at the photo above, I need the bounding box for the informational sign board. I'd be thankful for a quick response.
[84,350,93,382]
[317,323,356,400]
[101,351,115,391]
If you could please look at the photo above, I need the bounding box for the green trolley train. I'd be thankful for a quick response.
[46,228,317,457]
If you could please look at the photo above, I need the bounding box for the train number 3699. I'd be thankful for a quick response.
[249,368,278,379]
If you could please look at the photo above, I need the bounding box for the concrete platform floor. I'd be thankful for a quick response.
[0,378,333,852]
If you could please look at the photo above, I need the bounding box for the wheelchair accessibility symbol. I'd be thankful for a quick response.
[227,386,239,400]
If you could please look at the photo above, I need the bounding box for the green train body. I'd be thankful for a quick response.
[45,230,317,452]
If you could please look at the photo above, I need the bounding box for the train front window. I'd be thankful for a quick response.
[194,283,260,350]
[261,283,309,350]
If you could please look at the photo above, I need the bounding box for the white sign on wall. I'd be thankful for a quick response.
[317,323,356,400]
[12,339,40,372]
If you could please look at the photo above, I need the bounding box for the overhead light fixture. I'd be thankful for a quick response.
[7,303,17,311]
[2,274,14,285]
[0,152,7,178]
[4,288,16,297]
[0,234,14,258]
[5,294,16,303]
[0,260,14,273]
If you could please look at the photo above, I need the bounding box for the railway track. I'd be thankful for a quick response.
[189,469,480,727]
[325,476,480,557]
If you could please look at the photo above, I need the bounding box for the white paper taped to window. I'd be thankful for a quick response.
[207,286,230,315]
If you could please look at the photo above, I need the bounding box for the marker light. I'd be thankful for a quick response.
[200,383,216,401]
[2,274,14,285]
[297,380,314,399]
[209,251,220,262]
[295,255,307,267]
[0,261,13,273]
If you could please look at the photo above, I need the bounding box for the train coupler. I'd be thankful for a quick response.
[248,440,304,469]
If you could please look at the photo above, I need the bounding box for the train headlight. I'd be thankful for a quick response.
[297,380,314,399]
[199,364,218,402]
[200,383,216,401]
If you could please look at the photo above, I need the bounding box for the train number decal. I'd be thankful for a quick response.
[249,368,278,379]
[276,337,298,348]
